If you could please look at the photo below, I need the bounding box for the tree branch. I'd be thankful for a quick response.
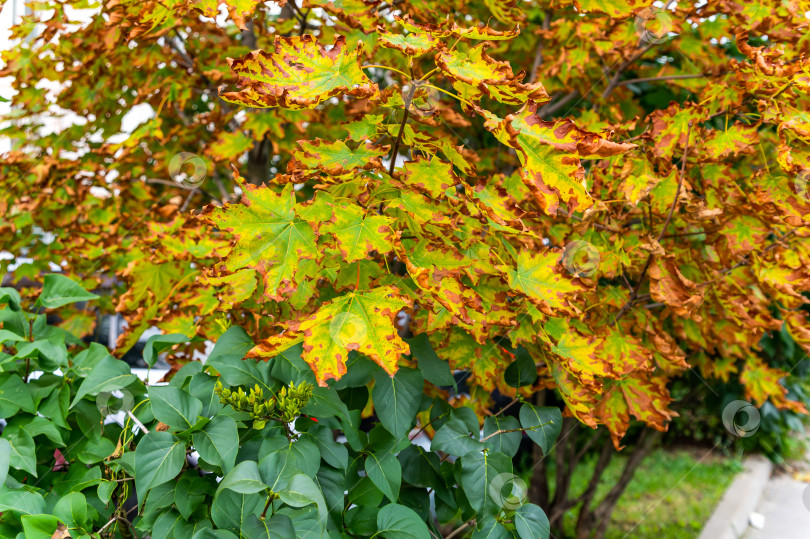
[696,229,798,287]
[144,179,222,204]
[539,90,579,117]
[612,122,692,325]
[240,20,257,49]
[389,84,416,176]
[591,431,661,539]
[656,121,693,243]
[602,41,657,99]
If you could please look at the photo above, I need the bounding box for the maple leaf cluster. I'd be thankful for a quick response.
[1,0,808,452]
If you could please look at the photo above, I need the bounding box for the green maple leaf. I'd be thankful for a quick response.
[576,0,650,17]
[598,331,653,378]
[486,104,636,215]
[306,0,379,30]
[321,203,395,263]
[649,104,702,159]
[396,238,482,325]
[121,260,188,306]
[484,0,526,25]
[208,131,254,161]
[409,239,467,270]
[618,159,664,207]
[400,158,458,198]
[293,139,388,175]
[344,114,384,141]
[208,181,317,301]
[592,373,675,449]
[435,328,509,391]
[436,44,548,105]
[189,0,261,29]
[471,177,528,229]
[507,251,585,314]
[397,14,520,41]
[380,32,439,56]
[719,215,769,255]
[551,330,610,387]
[250,286,412,385]
[703,124,759,160]
[220,35,378,109]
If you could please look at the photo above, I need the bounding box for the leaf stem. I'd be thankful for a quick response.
[480,422,551,443]
[418,67,439,81]
[423,84,474,108]
[361,64,410,79]
[260,496,273,519]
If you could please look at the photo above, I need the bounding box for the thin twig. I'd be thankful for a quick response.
[612,122,692,325]
[144,179,222,203]
[127,411,150,434]
[656,121,693,243]
[696,229,798,287]
[539,90,579,117]
[409,411,450,442]
[445,520,475,539]
[618,73,706,86]
[97,517,117,535]
[602,41,657,99]
[661,230,706,238]
[388,85,415,176]
[494,398,519,417]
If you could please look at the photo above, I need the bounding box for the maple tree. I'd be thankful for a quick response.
[1,0,809,537]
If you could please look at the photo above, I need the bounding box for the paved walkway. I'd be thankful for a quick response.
[743,472,810,539]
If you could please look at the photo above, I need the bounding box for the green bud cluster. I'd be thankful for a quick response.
[276,381,314,423]
[214,380,314,429]
[215,381,276,429]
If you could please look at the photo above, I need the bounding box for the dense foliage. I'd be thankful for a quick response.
[0,281,558,538]
[1,0,809,537]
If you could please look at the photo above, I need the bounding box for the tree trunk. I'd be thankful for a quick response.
[575,430,661,539]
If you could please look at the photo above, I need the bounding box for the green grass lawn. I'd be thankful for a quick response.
[558,447,743,539]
